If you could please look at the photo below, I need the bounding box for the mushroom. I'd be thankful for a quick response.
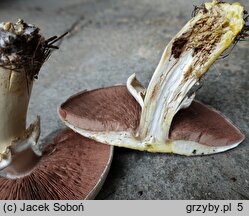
[59,1,246,156]
[0,20,113,199]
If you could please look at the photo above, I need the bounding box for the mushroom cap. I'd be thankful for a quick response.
[59,85,244,155]
[0,129,113,199]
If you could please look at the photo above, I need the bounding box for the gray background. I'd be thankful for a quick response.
[0,0,248,199]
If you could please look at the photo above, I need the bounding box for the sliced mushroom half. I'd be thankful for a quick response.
[59,0,246,156]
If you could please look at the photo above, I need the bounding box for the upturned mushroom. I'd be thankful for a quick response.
[59,0,246,156]
[0,20,113,199]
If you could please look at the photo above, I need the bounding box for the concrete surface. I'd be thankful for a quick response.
[0,0,248,199]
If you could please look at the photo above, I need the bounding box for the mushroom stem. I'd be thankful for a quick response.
[0,19,63,178]
[0,67,42,178]
[0,68,32,155]
[137,0,245,144]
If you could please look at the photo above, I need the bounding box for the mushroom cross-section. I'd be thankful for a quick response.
[59,0,246,156]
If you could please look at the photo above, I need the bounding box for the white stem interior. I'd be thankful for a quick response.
[139,50,196,143]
